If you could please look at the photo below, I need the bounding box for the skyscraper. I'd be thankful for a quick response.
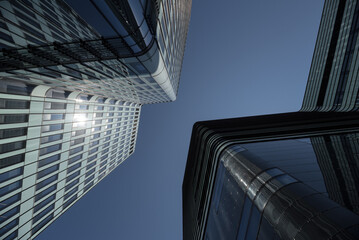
[0,0,191,239]
[183,112,359,240]
[301,0,359,112]
[183,1,359,239]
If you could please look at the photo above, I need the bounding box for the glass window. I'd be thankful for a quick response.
[67,163,81,174]
[68,154,82,165]
[85,168,95,177]
[32,204,54,224]
[0,114,28,124]
[0,205,20,225]
[65,179,79,192]
[0,141,26,154]
[41,124,64,133]
[42,114,64,121]
[89,140,99,147]
[69,146,83,156]
[0,99,29,109]
[37,165,59,180]
[0,219,19,237]
[91,133,100,139]
[0,181,22,198]
[88,154,97,163]
[64,186,78,200]
[0,128,27,139]
[40,134,63,144]
[38,154,60,168]
[35,175,58,191]
[86,161,96,170]
[75,104,89,110]
[35,184,56,202]
[0,80,34,96]
[0,154,25,169]
[237,196,253,239]
[63,195,77,209]
[46,89,69,99]
[70,137,84,146]
[72,129,86,137]
[89,147,98,155]
[32,213,53,235]
[245,206,261,240]
[44,102,66,109]
[66,170,80,183]
[0,193,21,211]
[0,167,23,184]
[33,194,56,213]
[39,144,61,156]
[96,106,104,110]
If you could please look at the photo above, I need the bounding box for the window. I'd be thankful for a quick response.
[0,206,20,225]
[39,144,61,156]
[38,154,60,168]
[40,134,63,144]
[67,163,81,174]
[33,194,56,213]
[0,193,21,211]
[66,171,80,183]
[42,114,64,121]
[69,146,83,156]
[72,129,86,137]
[36,175,58,191]
[0,154,25,169]
[46,89,69,99]
[0,167,23,184]
[89,140,99,147]
[0,114,28,124]
[64,186,78,200]
[0,141,26,154]
[33,204,54,224]
[0,181,22,198]
[0,99,30,109]
[41,124,64,133]
[65,179,79,192]
[0,128,27,139]
[68,154,82,165]
[37,164,59,180]
[0,80,34,96]
[35,185,56,202]
[70,137,84,146]
[44,102,66,109]
[32,213,53,235]
[0,219,19,237]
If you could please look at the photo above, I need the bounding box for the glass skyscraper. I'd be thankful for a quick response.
[301,0,359,112]
[183,112,359,240]
[0,0,191,239]
[183,1,359,239]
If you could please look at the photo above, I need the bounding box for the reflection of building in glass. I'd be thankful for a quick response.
[301,0,359,112]
[0,0,191,239]
[310,134,359,214]
[183,112,359,240]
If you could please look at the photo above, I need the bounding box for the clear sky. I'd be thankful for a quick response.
[36,1,324,239]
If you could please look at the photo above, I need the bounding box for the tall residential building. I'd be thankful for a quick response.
[183,112,359,240]
[301,0,359,112]
[0,0,191,239]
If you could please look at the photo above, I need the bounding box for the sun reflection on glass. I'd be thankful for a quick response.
[73,114,88,127]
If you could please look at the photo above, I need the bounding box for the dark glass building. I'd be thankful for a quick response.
[183,1,359,239]
[301,0,359,112]
[183,112,359,240]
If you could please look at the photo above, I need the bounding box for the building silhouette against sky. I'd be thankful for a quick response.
[183,1,359,239]
[0,0,191,239]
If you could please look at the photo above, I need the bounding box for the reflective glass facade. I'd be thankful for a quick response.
[301,0,359,111]
[183,112,359,240]
[0,81,140,240]
[0,0,191,104]
[0,0,191,239]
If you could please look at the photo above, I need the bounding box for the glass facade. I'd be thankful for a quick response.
[0,0,191,104]
[205,135,359,239]
[0,83,140,240]
[0,0,191,239]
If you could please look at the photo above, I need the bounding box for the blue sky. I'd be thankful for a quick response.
[37,1,324,239]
